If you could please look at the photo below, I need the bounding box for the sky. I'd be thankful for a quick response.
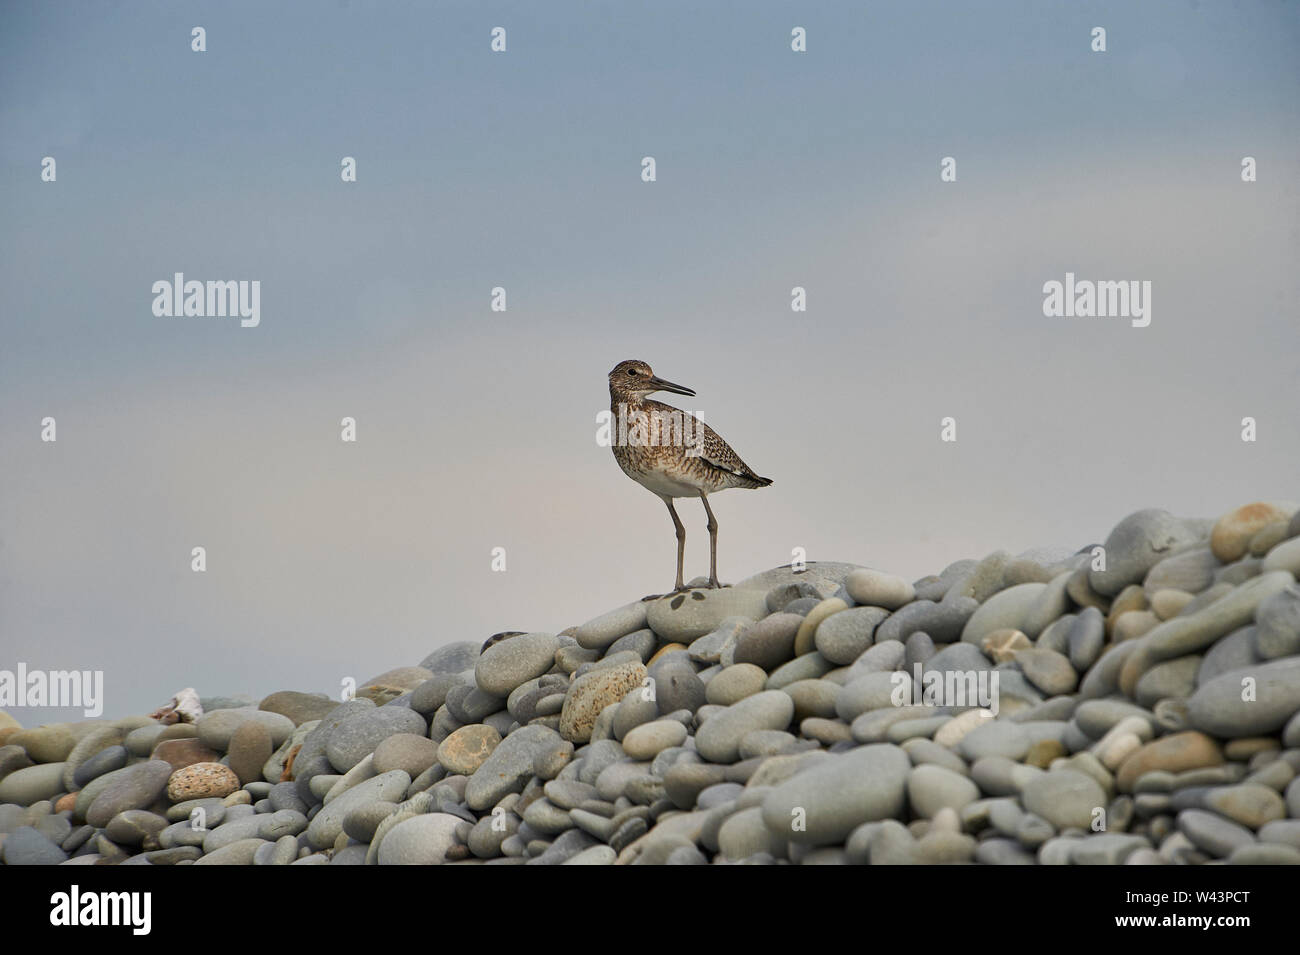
[2,0,1298,725]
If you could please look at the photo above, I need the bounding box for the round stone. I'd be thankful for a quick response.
[464,725,564,811]
[167,762,240,801]
[377,812,464,865]
[195,709,294,751]
[558,661,647,744]
[226,722,272,786]
[256,691,337,725]
[1089,509,1208,597]
[1115,731,1223,791]
[844,569,915,610]
[622,719,688,761]
[695,691,795,763]
[0,762,68,805]
[373,733,439,777]
[732,613,802,670]
[761,743,910,845]
[1211,501,1296,563]
[1187,657,1300,738]
[705,663,767,705]
[907,764,979,818]
[324,706,427,772]
[85,759,173,827]
[960,583,1048,644]
[646,587,769,643]
[1014,647,1078,695]
[573,601,650,650]
[1022,769,1107,829]
[474,632,563,697]
[437,724,501,775]
[418,641,482,675]
[815,607,889,665]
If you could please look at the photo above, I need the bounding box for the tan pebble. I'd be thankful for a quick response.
[981,628,1031,663]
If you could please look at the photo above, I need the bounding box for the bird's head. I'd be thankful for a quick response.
[608,359,696,403]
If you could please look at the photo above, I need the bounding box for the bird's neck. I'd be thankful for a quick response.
[610,390,647,412]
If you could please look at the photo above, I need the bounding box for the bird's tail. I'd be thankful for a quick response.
[742,474,773,489]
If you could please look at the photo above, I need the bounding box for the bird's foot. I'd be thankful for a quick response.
[707,579,729,589]
[641,585,693,602]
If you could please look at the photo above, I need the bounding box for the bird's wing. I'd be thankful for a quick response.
[695,417,766,481]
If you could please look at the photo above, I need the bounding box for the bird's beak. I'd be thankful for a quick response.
[648,375,696,397]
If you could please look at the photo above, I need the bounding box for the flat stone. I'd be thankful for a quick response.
[1090,509,1207,597]
[646,587,769,643]
[761,743,910,845]
[732,613,803,670]
[878,597,978,645]
[377,812,464,865]
[192,837,268,865]
[0,762,68,805]
[815,607,889,665]
[1203,784,1286,829]
[844,569,915,610]
[1178,808,1255,858]
[325,706,427,772]
[1254,584,1300,659]
[356,667,433,706]
[418,641,481,676]
[305,769,410,849]
[465,725,564,810]
[1116,731,1223,792]
[1143,547,1221,597]
[705,664,768,705]
[1262,537,1300,576]
[1119,571,1295,696]
[86,760,172,827]
[1186,656,1300,737]
[961,584,1047,645]
[573,601,650,650]
[257,691,337,725]
[72,746,127,788]
[1013,647,1078,695]
[195,708,294,751]
[907,764,979,818]
[226,722,273,786]
[696,691,794,763]
[621,720,688,761]
[475,632,563,696]
[1022,769,1107,829]
[373,733,438,777]
[2,825,68,865]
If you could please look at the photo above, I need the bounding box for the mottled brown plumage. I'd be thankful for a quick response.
[607,359,772,593]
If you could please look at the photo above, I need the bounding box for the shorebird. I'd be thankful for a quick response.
[608,359,772,595]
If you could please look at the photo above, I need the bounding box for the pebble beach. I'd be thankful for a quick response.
[3,500,1300,866]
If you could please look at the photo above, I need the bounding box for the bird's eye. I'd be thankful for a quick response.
[627,369,637,376]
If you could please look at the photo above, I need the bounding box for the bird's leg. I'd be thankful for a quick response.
[700,492,723,588]
[642,497,690,601]
[667,497,688,592]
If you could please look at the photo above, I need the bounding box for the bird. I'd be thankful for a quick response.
[607,358,772,596]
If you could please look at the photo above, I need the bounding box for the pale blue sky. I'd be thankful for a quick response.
[2,0,1298,724]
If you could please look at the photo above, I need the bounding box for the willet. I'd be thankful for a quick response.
[607,359,772,594]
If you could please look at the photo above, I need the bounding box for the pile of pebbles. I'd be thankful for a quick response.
[3,500,1300,865]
